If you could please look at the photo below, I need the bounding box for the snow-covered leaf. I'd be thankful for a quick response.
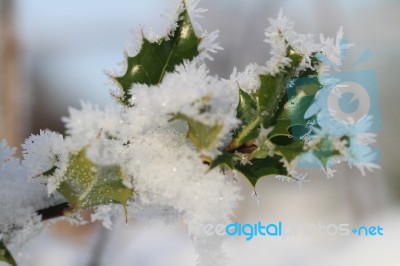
[170,113,224,156]
[112,7,202,106]
[58,148,133,215]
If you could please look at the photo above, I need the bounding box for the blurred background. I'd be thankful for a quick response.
[1,0,399,265]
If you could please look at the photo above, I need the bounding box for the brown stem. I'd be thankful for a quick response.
[36,202,71,221]
[224,138,258,154]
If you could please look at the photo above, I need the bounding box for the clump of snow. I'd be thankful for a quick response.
[62,102,122,145]
[129,61,239,158]
[22,130,74,194]
[22,130,68,178]
[120,124,241,266]
[0,140,58,247]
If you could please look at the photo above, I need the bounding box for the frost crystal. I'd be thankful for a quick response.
[182,0,223,61]
[263,10,316,75]
[229,63,261,94]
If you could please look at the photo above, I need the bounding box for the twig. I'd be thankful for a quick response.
[36,202,70,221]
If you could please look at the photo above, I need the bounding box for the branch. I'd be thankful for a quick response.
[36,202,70,221]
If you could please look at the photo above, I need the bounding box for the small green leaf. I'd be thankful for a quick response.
[209,152,236,170]
[0,240,17,266]
[112,7,202,105]
[235,156,287,187]
[42,165,57,177]
[58,149,133,213]
[170,113,224,154]
[310,137,341,168]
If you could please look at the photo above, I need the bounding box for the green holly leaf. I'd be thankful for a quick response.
[256,73,288,126]
[58,148,133,215]
[215,49,304,188]
[265,74,321,164]
[0,240,16,266]
[226,89,260,151]
[209,152,287,188]
[227,49,302,152]
[170,113,224,156]
[274,140,305,163]
[112,6,202,106]
[209,152,236,170]
[258,51,302,127]
[269,75,320,139]
[235,156,287,187]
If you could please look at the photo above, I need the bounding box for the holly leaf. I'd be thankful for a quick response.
[209,152,287,188]
[227,50,302,152]
[235,156,287,187]
[58,148,133,215]
[258,52,302,127]
[214,50,304,187]
[0,240,17,266]
[112,7,202,105]
[269,75,321,139]
[310,137,342,168]
[209,152,236,170]
[170,113,223,155]
[274,140,305,163]
[226,89,260,151]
